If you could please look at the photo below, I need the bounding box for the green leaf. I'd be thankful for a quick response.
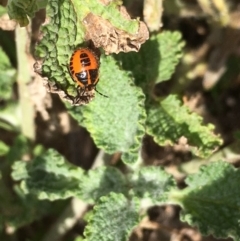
[12,149,129,203]
[0,5,7,16]
[91,1,139,34]
[0,103,21,131]
[130,166,177,204]
[79,166,127,204]
[146,95,223,158]
[34,0,79,99]
[0,46,11,68]
[115,31,184,87]
[7,135,31,163]
[84,193,140,241]
[157,31,184,82]
[170,161,240,240]
[7,0,48,26]
[68,56,146,165]
[0,141,9,156]
[11,149,84,200]
[0,47,16,100]
[74,237,84,241]
[0,102,22,132]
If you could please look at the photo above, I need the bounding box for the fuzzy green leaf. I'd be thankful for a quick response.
[0,47,16,100]
[130,166,177,203]
[84,193,140,241]
[7,0,47,26]
[12,149,128,203]
[146,95,222,158]
[34,0,80,100]
[157,31,184,82]
[35,0,139,101]
[68,56,146,165]
[90,1,139,34]
[115,31,184,87]
[79,166,127,204]
[11,149,84,200]
[170,162,240,240]
[34,0,78,98]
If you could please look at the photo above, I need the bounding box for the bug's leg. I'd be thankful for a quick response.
[73,86,84,105]
[95,86,108,98]
[77,85,86,97]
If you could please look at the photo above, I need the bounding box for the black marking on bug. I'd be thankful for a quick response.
[79,53,91,67]
[88,69,99,85]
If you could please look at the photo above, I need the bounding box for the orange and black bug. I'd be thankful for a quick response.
[68,48,107,97]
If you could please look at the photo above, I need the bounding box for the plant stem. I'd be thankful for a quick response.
[15,25,35,140]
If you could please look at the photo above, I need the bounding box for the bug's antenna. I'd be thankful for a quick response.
[95,88,108,98]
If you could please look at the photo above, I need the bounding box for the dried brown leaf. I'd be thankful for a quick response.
[83,7,149,54]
